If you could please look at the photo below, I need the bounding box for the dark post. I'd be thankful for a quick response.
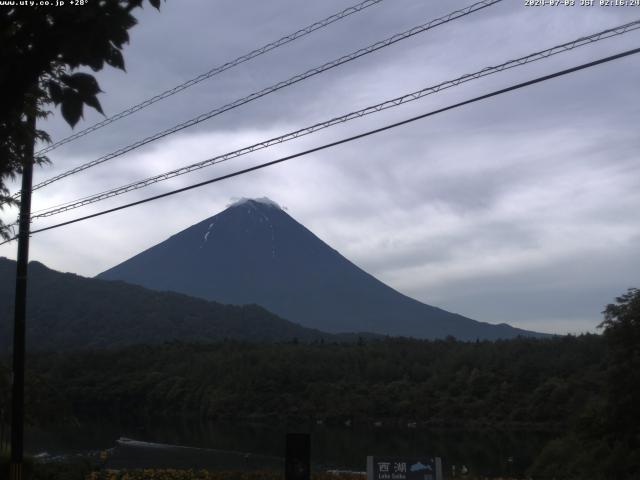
[285,433,310,480]
[10,111,35,480]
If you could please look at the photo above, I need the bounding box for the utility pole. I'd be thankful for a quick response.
[10,111,35,480]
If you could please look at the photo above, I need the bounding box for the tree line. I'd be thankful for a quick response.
[1,288,638,478]
[0,335,606,429]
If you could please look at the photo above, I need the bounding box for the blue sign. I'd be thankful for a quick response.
[367,457,442,480]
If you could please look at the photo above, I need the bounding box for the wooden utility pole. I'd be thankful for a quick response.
[10,111,35,480]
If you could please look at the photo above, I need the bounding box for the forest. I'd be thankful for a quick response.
[1,288,639,479]
[0,335,604,428]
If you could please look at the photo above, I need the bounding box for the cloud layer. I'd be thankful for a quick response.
[2,0,638,334]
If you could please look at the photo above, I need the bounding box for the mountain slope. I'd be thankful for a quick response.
[98,198,542,340]
[0,257,340,352]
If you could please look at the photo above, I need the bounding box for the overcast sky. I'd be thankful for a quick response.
[1,0,639,334]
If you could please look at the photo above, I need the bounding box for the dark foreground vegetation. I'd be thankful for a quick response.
[2,335,604,428]
[1,289,638,479]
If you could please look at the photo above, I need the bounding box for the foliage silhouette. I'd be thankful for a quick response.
[0,0,163,239]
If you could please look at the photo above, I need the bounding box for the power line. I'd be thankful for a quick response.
[34,0,386,157]
[2,46,636,246]
[24,19,640,220]
[19,0,502,197]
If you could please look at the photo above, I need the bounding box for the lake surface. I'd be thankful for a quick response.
[26,420,556,477]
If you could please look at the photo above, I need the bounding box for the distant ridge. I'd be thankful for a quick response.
[98,198,545,340]
[0,257,350,352]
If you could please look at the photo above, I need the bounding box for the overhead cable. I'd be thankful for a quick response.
[20,0,502,197]
[35,0,387,156]
[1,46,636,246]
[26,19,640,220]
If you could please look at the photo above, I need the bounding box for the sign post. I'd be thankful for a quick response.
[285,433,310,480]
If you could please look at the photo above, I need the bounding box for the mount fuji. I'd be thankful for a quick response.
[98,198,542,340]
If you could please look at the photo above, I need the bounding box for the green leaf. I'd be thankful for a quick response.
[84,95,104,116]
[47,80,63,105]
[86,56,105,72]
[109,24,131,48]
[65,72,102,96]
[105,47,125,71]
[60,90,84,128]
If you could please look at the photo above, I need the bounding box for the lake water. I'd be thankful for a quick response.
[26,420,556,477]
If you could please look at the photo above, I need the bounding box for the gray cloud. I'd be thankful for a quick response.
[2,0,638,334]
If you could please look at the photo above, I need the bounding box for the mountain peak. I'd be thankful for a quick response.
[98,202,546,340]
[226,197,282,210]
